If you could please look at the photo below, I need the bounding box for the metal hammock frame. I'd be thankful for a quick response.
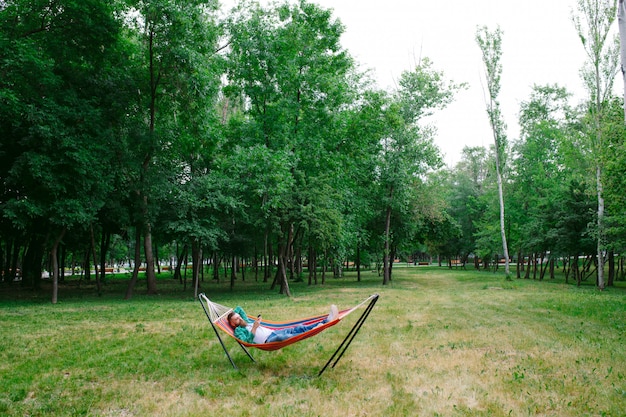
[198,293,379,376]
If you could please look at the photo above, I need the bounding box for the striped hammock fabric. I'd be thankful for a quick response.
[199,294,376,351]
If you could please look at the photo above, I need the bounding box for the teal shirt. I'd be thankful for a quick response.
[232,306,256,343]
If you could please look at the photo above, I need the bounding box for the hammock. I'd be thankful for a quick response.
[198,293,379,376]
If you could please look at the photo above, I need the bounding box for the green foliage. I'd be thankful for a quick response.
[602,98,626,252]
[1,0,123,232]
[3,0,626,300]
[510,84,574,256]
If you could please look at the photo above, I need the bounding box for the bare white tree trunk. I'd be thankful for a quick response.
[494,151,510,276]
[594,56,606,290]
[596,165,605,289]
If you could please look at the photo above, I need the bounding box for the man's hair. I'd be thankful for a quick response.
[227,311,236,327]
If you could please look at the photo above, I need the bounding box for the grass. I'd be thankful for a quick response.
[1,267,626,416]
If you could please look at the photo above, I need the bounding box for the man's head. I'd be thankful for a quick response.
[227,311,245,328]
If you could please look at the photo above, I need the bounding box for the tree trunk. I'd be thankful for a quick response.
[539,252,550,281]
[241,257,245,281]
[124,228,142,300]
[356,244,361,282]
[183,250,189,290]
[22,236,45,289]
[83,246,90,282]
[89,224,102,296]
[383,195,393,285]
[5,239,15,283]
[142,216,157,294]
[288,225,295,281]
[192,239,201,297]
[308,244,314,285]
[276,242,291,296]
[322,250,327,285]
[271,228,292,296]
[99,231,110,285]
[294,236,302,280]
[264,230,271,283]
[230,252,236,290]
[59,243,66,283]
[389,244,396,282]
[155,244,161,274]
[254,246,259,281]
[495,156,510,278]
[281,225,293,295]
[51,229,66,304]
[608,251,615,287]
[212,251,219,282]
[596,164,605,290]
[174,245,187,283]
[312,247,318,285]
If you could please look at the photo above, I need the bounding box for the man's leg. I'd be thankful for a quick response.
[265,322,322,343]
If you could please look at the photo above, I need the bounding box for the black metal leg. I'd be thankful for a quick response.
[237,341,256,363]
[318,294,379,377]
[210,314,239,370]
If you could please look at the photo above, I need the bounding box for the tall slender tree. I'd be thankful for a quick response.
[572,0,619,289]
[475,25,511,278]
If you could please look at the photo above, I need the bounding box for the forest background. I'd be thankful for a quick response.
[1,0,626,303]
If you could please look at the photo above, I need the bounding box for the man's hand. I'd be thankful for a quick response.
[251,315,261,333]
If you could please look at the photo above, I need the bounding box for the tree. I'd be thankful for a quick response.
[445,146,489,267]
[512,84,573,278]
[572,0,620,289]
[601,98,626,283]
[122,0,222,297]
[475,25,511,278]
[224,0,355,295]
[376,58,462,284]
[340,88,392,281]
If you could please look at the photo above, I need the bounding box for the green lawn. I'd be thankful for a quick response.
[1,267,625,416]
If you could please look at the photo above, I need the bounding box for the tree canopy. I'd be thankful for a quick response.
[1,0,625,302]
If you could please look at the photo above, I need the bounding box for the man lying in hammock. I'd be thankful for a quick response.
[227,304,338,344]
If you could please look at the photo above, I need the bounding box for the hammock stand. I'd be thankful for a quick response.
[198,293,379,376]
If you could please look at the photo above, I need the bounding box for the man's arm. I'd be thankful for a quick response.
[233,325,255,343]
[232,306,256,343]
[234,306,252,323]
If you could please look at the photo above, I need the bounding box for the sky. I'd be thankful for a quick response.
[309,0,596,166]
[223,1,620,166]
